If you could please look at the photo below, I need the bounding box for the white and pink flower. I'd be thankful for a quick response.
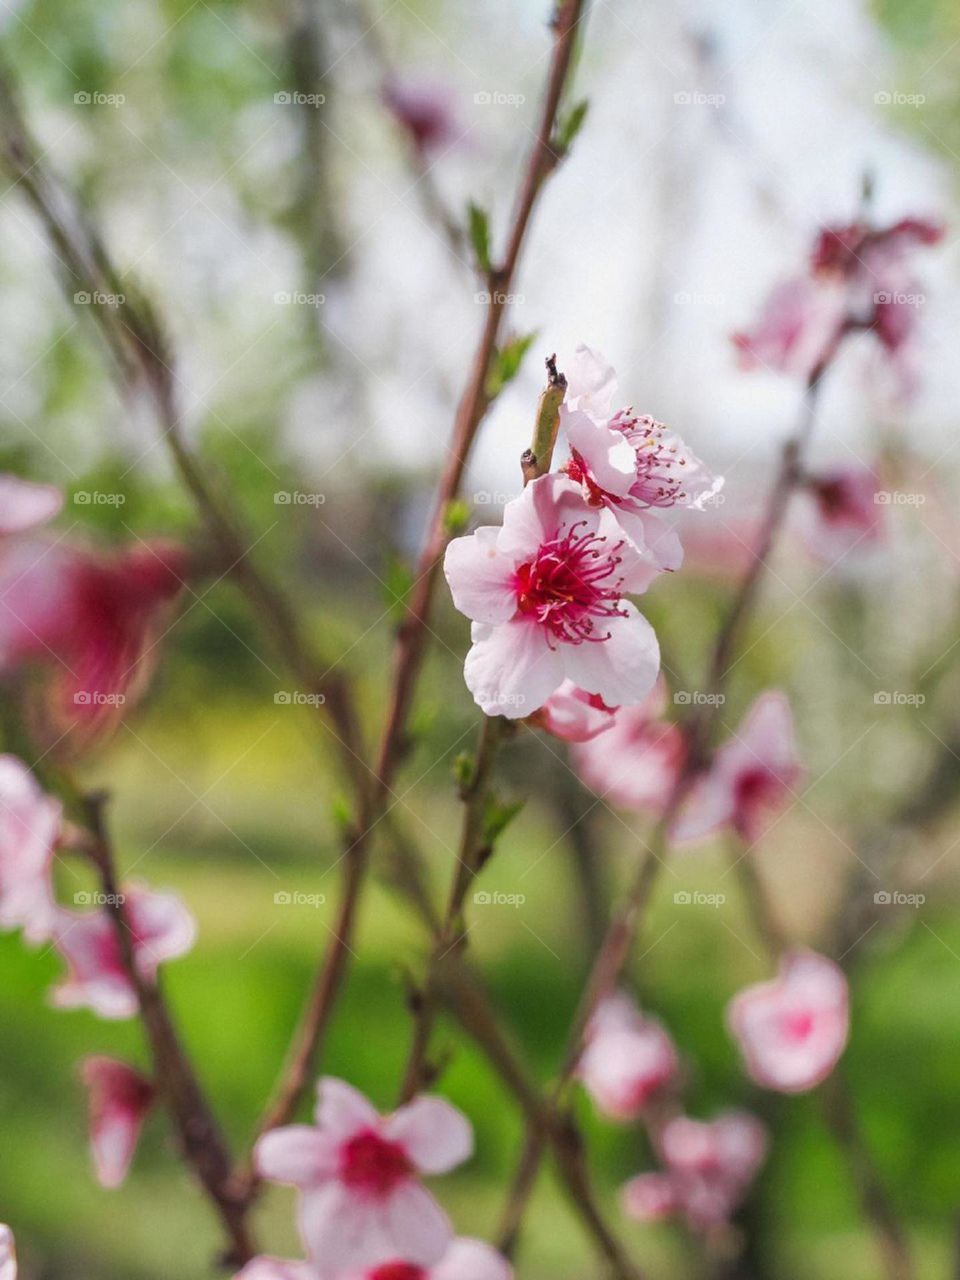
[0,754,60,943]
[559,346,722,579]
[444,473,660,718]
[797,464,884,563]
[571,680,685,813]
[80,1056,156,1187]
[233,1262,314,1280]
[51,885,197,1019]
[254,1078,473,1276]
[672,691,801,845]
[623,1111,767,1233]
[577,991,678,1121]
[382,80,461,157]
[234,1239,510,1280]
[727,950,849,1093]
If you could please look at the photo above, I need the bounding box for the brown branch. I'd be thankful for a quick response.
[82,793,254,1269]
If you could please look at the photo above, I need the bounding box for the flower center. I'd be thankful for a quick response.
[514,522,626,646]
[614,412,688,508]
[339,1130,413,1197]
[783,1010,816,1042]
[369,1265,426,1280]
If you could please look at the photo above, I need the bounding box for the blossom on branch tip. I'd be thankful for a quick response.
[382,81,461,157]
[80,1056,156,1187]
[444,473,660,718]
[340,1237,513,1280]
[0,754,61,943]
[559,346,722,579]
[797,464,884,563]
[50,884,197,1019]
[577,991,678,1121]
[727,950,849,1093]
[254,1078,473,1275]
[672,691,801,846]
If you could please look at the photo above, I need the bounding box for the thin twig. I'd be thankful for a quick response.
[82,793,254,1268]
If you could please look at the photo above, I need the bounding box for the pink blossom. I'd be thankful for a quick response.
[0,473,62,534]
[80,1056,156,1187]
[444,473,660,718]
[571,680,685,813]
[559,346,722,578]
[672,691,801,845]
[798,464,884,563]
[0,755,60,942]
[622,1112,767,1232]
[734,215,944,387]
[577,991,677,1121]
[382,81,460,156]
[0,537,186,746]
[254,1078,473,1276]
[727,950,849,1093]
[619,1172,678,1223]
[0,1225,16,1280]
[530,679,617,743]
[51,884,197,1019]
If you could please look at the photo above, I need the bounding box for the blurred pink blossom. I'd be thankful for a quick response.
[0,754,60,943]
[727,950,849,1093]
[530,679,617,742]
[571,680,685,813]
[673,691,801,845]
[0,473,62,535]
[254,1078,473,1276]
[798,464,884,563]
[51,885,196,1019]
[382,81,461,157]
[0,1225,16,1280]
[444,473,660,717]
[577,991,678,1121]
[80,1056,156,1187]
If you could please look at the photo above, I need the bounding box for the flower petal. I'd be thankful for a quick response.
[254,1125,338,1187]
[314,1077,381,1142]
[432,1237,513,1280]
[464,620,563,718]
[565,344,619,420]
[0,474,62,534]
[443,527,517,625]
[232,1259,315,1280]
[560,602,659,708]
[384,1096,473,1174]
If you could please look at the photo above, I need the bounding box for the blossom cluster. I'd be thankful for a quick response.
[443,346,722,719]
